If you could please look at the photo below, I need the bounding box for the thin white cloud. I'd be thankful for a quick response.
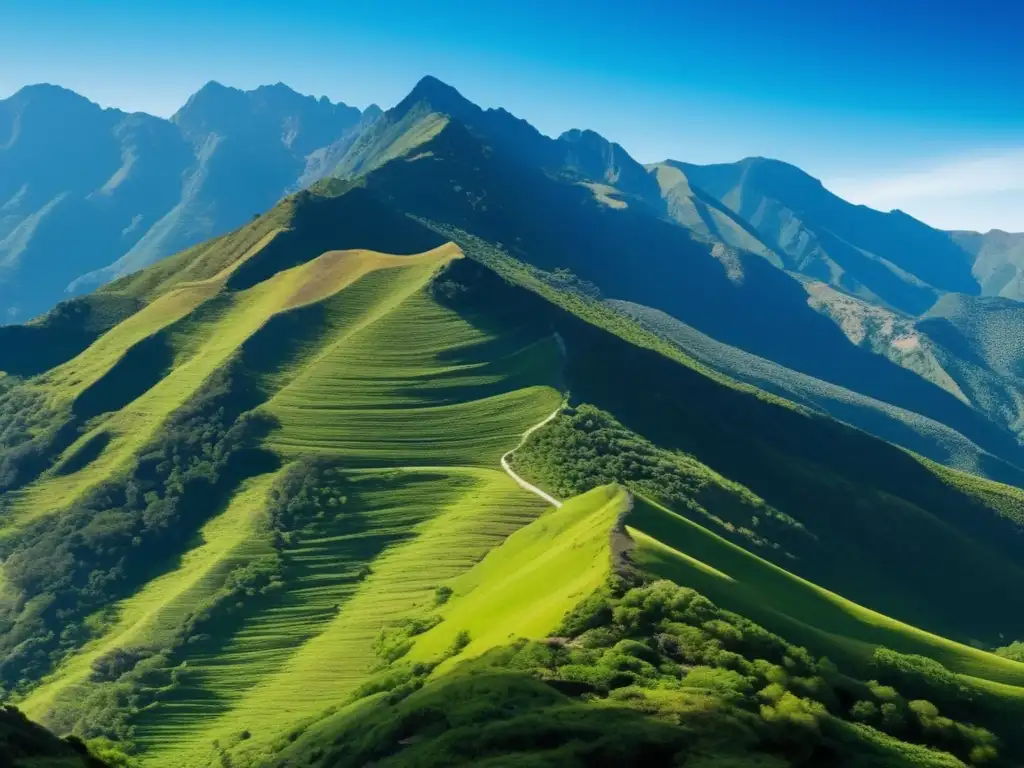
[825,149,1024,232]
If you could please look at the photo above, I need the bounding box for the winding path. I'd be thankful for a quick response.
[499,332,567,507]
[501,404,564,507]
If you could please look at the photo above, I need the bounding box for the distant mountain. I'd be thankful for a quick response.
[951,228,1024,300]
[647,161,780,261]
[918,293,1024,434]
[0,82,373,320]
[659,157,979,314]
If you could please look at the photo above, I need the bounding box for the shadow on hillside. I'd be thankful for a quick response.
[357,122,1024,476]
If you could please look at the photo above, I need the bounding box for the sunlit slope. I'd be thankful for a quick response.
[13,240,564,767]
[131,263,563,765]
[264,277,563,465]
[409,484,630,667]
[130,472,551,768]
[19,472,281,722]
[35,228,285,403]
[5,246,457,529]
[627,495,1024,692]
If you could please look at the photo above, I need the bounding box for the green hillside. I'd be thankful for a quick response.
[2,179,1024,767]
[2,227,561,764]
[261,486,1023,768]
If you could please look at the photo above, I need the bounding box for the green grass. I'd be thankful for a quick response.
[627,494,1024,693]
[136,468,550,768]
[264,267,563,465]
[4,247,458,532]
[8,240,565,766]
[18,472,281,723]
[408,484,630,667]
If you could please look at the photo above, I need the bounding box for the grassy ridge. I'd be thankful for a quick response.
[267,494,1010,768]
[450,239,1024,647]
[4,247,456,532]
[138,468,550,768]
[19,473,281,722]
[627,496,1024,691]
[135,246,563,765]
[264,266,563,465]
[409,484,630,667]
[8,237,565,766]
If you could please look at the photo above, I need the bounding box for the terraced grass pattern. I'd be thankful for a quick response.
[12,239,564,766]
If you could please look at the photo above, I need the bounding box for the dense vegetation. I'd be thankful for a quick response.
[275,579,1009,767]
[0,364,276,694]
[513,403,811,557]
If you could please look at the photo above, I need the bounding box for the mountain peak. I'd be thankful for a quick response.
[394,75,473,118]
[411,75,461,99]
[559,128,605,144]
[190,79,238,100]
[255,81,301,95]
[6,83,105,113]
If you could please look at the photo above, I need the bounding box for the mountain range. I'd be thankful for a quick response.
[0,81,379,321]
[3,75,1024,767]
[4,77,1020,322]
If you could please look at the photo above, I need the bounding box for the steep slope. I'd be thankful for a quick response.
[0,705,108,767]
[261,484,1024,768]
[671,158,978,314]
[408,249,1024,651]
[0,82,370,320]
[609,299,1023,485]
[648,160,781,262]
[1,209,563,765]
[918,294,1024,437]
[349,117,1024,478]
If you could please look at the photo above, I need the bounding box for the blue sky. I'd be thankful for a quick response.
[2,0,1022,231]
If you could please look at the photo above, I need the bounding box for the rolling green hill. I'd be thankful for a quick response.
[3,96,1024,767]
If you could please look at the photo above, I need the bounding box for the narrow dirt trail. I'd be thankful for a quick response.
[500,403,564,507]
[500,332,567,507]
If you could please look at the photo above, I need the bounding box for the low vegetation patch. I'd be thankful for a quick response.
[276,579,1008,767]
[513,403,811,556]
